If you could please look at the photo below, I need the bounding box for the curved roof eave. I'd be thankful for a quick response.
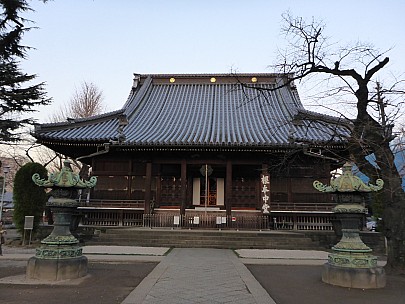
[32,73,350,150]
[34,109,125,131]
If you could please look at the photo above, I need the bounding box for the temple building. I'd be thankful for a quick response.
[33,73,350,229]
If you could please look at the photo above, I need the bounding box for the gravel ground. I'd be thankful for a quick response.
[2,249,404,304]
[248,264,405,304]
[0,261,157,304]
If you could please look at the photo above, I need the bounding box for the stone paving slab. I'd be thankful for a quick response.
[0,273,90,285]
[2,245,169,255]
[237,249,330,265]
[122,248,275,304]
[236,249,387,267]
[83,245,170,256]
[236,249,329,260]
[0,245,169,263]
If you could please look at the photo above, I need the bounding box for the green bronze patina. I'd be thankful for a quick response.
[35,246,83,259]
[313,162,383,269]
[31,160,97,259]
[32,161,97,189]
[313,162,383,193]
[328,252,378,268]
[27,159,97,280]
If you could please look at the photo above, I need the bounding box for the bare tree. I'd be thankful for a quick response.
[71,81,104,118]
[50,81,105,122]
[24,81,106,174]
[256,13,405,274]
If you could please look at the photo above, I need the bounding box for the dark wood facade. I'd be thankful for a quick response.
[87,149,335,216]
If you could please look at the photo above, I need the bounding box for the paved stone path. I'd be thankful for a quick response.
[122,248,275,304]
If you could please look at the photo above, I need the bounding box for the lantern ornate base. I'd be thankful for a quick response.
[26,255,88,281]
[328,251,377,268]
[322,263,386,289]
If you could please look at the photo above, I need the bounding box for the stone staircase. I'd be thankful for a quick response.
[85,228,327,250]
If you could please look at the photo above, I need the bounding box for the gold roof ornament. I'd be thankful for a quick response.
[313,162,383,193]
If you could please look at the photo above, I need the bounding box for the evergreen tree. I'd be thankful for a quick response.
[0,0,51,142]
[13,162,47,234]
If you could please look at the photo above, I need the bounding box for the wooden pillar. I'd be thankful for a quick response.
[127,159,132,200]
[225,160,232,216]
[144,162,152,214]
[180,160,187,215]
[156,164,161,208]
[90,158,96,200]
[287,177,292,204]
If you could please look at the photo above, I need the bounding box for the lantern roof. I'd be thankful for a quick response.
[313,162,384,193]
[32,160,97,189]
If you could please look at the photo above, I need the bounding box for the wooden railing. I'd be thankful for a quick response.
[143,214,270,230]
[80,199,145,209]
[80,209,335,231]
[81,199,334,212]
[271,202,335,212]
[81,209,144,227]
[271,214,335,231]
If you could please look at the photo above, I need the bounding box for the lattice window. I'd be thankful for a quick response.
[94,160,129,172]
[231,178,257,207]
[95,176,128,191]
[160,176,182,207]
[93,175,129,200]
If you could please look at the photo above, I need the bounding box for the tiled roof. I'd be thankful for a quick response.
[33,73,350,148]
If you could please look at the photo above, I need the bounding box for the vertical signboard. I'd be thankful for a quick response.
[260,173,270,214]
[23,215,34,245]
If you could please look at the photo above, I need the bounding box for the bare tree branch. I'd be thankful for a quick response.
[242,12,405,273]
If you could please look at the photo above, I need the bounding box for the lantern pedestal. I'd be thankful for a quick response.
[26,256,88,281]
[322,263,386,289]
[321,205,386,289]
[27,161,97,281]
[26,199,88,281]
[313,163,386,289]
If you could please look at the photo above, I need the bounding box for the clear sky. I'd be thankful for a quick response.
[21,0,405,122]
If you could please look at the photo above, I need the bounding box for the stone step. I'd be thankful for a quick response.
[87,230,386,253]
[98,230,307,239]
[92,229,310,240]
[89,243,318,250]
[91,236,303,242]
[87,239,317,248]
[102,234,305,239]
[86,228,322,250]
[93,238,316,246]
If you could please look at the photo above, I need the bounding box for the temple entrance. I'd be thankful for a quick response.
[192,177,224,207]
[201,177,217,205]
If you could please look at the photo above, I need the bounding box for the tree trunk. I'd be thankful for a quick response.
[382,184,405,274]
[350,92,405,274]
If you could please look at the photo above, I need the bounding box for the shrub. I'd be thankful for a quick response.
[13,162,47,234]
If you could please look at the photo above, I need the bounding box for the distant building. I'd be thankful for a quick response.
[0,156,20,192]
[356,139,405,191]
[1,192,13,224]
[33,73,350,229]
[393,138,405,190]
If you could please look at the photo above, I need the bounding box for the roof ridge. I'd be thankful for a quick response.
[124,76,153,119]
[137,72,292,78]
